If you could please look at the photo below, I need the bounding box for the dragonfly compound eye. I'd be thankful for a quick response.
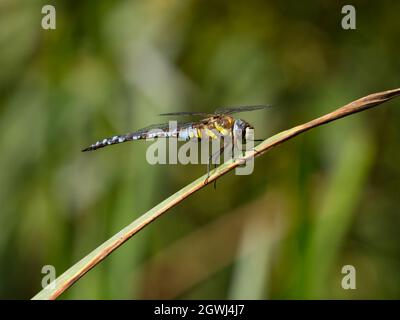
[233,119,252,143]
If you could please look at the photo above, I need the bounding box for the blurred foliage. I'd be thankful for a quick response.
[0,0,399,299]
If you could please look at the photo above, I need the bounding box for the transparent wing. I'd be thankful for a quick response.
[214,105,272,115]
[133,122,174,133]
[132,121,193,135]
[134,119,204,134]
[159,111,211,117]
[159,105,271,117]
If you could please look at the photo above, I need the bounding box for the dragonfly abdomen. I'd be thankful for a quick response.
[82,128,180,152]
[82,134,136,151]
[82,120,232,152]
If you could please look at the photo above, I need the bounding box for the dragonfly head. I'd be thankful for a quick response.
[233,119,254,144]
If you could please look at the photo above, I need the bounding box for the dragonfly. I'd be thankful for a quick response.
[82,105,270,152]
[82,105,270,184]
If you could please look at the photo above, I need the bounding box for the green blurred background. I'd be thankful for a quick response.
[0,0,399,299]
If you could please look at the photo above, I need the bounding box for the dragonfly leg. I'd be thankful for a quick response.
[204,144,226,188]
[232,140,247,167]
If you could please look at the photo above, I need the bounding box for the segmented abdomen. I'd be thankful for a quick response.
[82,134,133,151]
[82,128,180,151]
[82,121,230,152]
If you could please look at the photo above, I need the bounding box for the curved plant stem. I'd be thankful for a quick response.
[32,88,400,300]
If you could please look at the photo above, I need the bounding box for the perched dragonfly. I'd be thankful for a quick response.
[82,105,270,152]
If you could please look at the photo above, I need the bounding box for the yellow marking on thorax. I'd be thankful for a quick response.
[215,116,234,136]
[205,128,218,139]
[214,122,229,136]
[196,128,202,139]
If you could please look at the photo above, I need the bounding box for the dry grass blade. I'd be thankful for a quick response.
[32,88,400,300]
